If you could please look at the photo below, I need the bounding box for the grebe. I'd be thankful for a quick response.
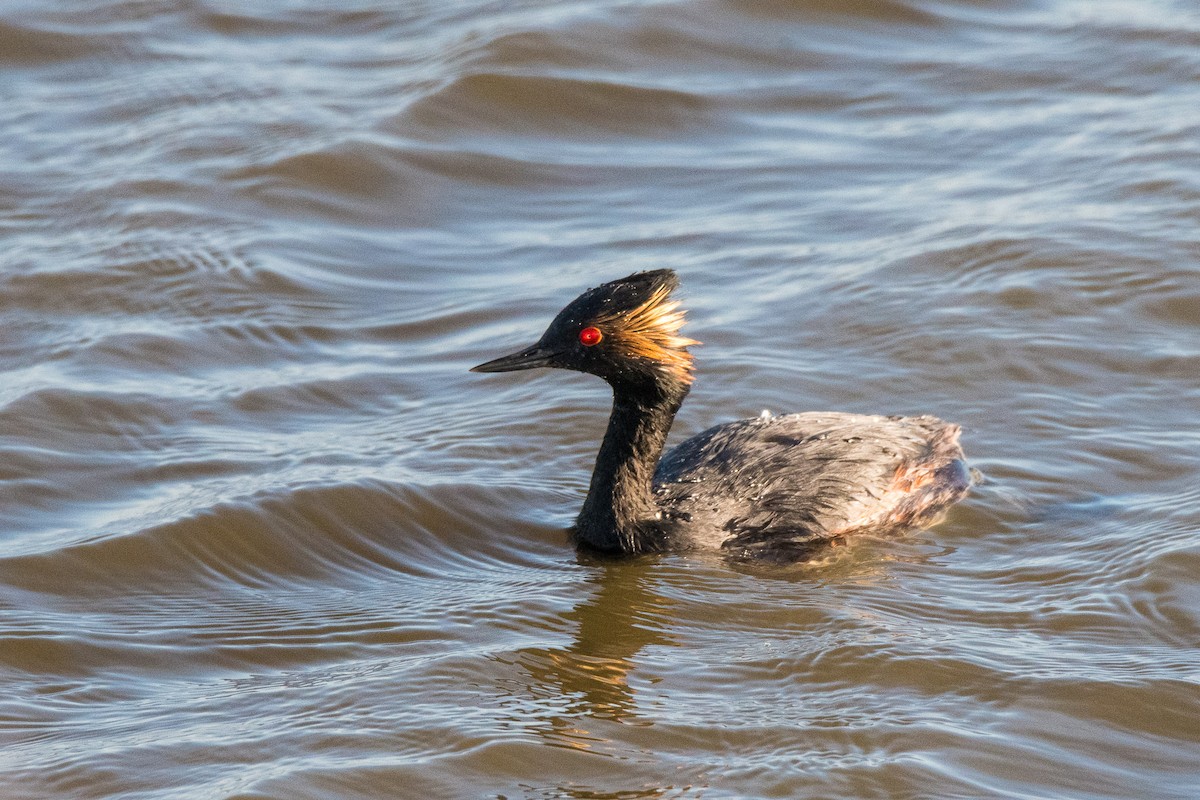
[472,270,970,561]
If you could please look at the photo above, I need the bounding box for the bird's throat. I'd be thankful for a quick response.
[573,381,688,553]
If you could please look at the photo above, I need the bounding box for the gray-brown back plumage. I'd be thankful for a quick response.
[654,411,970,560]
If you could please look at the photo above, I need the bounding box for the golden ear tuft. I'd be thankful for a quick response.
[595,284,700,383]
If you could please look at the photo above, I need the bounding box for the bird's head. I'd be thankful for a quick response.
[471,269,699,391]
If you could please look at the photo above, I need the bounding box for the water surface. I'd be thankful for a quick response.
[2,0,1199,797]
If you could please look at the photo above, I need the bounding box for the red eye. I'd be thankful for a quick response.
[579,326,603,346]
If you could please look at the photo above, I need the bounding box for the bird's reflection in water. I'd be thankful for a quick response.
[499,556,676,752]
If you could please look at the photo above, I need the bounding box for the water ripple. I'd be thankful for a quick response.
[3,0,1200,797]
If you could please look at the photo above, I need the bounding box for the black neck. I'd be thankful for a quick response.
[573,378,688,553]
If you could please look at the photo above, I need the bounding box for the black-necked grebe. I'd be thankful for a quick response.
[472,269,970,561]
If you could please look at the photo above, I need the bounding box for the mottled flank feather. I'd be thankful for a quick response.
[595,283,700,383]
[653,412,971,559]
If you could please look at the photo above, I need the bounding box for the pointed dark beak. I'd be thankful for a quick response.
[470,342,558,373]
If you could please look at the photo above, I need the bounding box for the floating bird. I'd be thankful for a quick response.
[473,270,970,561]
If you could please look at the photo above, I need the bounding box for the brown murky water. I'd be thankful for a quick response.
[2,1,1199,797]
